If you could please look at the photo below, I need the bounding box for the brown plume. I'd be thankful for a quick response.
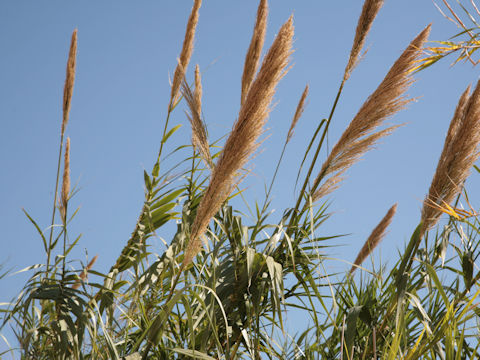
[60,138,71,220]
[170,0,202,108]
[421,81,480,235]
[287,85,309,143]
[241,0,268,106]
[313,25,431,201]
[181,68,212,169]
[62,30,77,137]
[344,0,384,81]
[350,204,397,273]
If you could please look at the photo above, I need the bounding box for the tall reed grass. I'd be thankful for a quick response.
[2,1,480,359]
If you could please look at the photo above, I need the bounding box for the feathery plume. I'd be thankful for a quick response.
[183,16,294,267]
[313,25,431,201]
[443,86,471,149]
[181,73,212,169]
[421,81,480,235]
[350,204,397,273]
[312,172,344,201]
[170,0,202,107]
[61,30,77,137]
[72,255,98,290]
[314,126,400,199]
[194,64,202,116]
[241,0,268,106]
[287,84,309,143]
[60,137,71,219]
[344,0,384,81]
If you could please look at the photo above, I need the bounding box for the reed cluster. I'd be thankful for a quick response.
[3,1,480,359]
[183,14,294,266]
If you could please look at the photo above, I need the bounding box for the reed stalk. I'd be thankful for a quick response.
[46,30,77,276]
[290,0,385,232]
[313,25,431,201]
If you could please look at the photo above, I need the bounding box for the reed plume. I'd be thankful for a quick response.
[60,137,71,219]
[72,255,98,290]
[181,67,212,169]
[313,25,431,201]
[183,16,294,267]
[350,204,397,273]
[421,81,480,235]
[62,29,77,137]
[170,0,202,108]
[344,0,384,81]
[287,84,309,143]
[194,64,202,116]
[241,0,268,106]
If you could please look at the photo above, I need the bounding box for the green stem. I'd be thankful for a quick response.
[153,105,174,178]
[265,141,288,208]
[189,146,197,197]
[287,79,345,236]
[154,96,183,172]
[61,208,68,283]
[46,133,65,277]
[251,138,289,241]
[228,333,243,360]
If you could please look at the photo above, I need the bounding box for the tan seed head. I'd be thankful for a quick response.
[170,0,202,108]
[241,0,268,106]
[61,30,77,137]
[350,204,397,274]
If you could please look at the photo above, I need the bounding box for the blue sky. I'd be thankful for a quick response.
[1,0,480,350]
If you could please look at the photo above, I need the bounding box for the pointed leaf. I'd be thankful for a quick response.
[162,124,182,143]
[345,305,362,359]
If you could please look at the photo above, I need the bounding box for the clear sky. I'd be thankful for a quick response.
[1,0,480,350]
